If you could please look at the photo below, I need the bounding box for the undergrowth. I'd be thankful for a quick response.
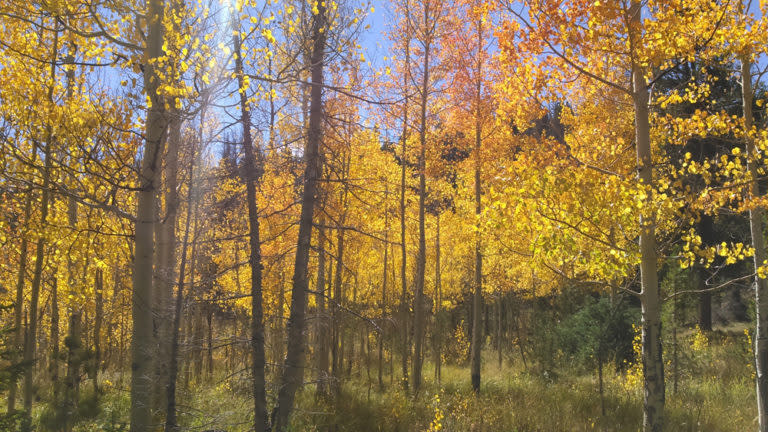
[57,325,755,431]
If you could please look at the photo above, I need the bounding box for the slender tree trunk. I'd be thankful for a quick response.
[94,268,104,395]
[224,322,230,377]
[673,275,679,395]
[275,271,285,374]
[346,331,353,378]
[272,3,326,428]
[64,310,82,432]
[497,296,503,370]
[696,264,712,331]
[332,157,351,392]
[315,222,329,396]
[698,291,712,331]
[598,355,605,416]
[331,225,346,392]
[339,324,346,383]
[193,304,203,381]
[59,42,78,409]
[268,57,277,155]
[24,27,60,418]
[182,302,193,390]
[187,208,201,384]
[355,320,362,378]
[131,0,167,428]
[412,1,431,395]
[21,311,29,429]
[23,151,49,417]
[233,22,269,432]
[470,17,484,394]
[696,218,712,331]
[347,283,356,378]
[365,328,371,394]
[514,305,528,370]
[630,4,664,430]
[434,214,441,384]
[83,309,90,351]
[240,314,249,376]
[54,42,78,407]
[742,53,768,432]
[324,249,334,389]
[153,108,181,418]
[104,266,118,372]
[636,78,665,432]
[120,289,127,386]
[50,277,60,402]
[379,187,389,390]
[399,28,411,393]
[164,129,198,432]
[390,334,394,386]
[8,196,31,413]
[206,310,213,378]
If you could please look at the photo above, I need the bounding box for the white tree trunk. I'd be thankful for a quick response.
[742,54,768,432]
[130,0,167,428]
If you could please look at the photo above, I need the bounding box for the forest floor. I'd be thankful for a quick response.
[35,324,756,431]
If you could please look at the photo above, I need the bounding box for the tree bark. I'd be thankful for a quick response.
[332,224,346,389]
[153,108,181,418]
[698,291,712,331]
[206,310,213,378]
[742,53,768,432]
[94,268,104,395]
[164,126,198,432]
[598,354,605,416]
[399,24,411,392]
[8,195,31,413]
[434,214,442,384]
[412,0,431,395]
[64,310,82,432]
[192,304,203,381]
[24,26,60,418]
[315,222,329,396]
[182,292,193,390]
[694,266,712,331]
[379,186,389,390]
[497,295,503,370]
[630,3,665,430]
[271,3,326,429]
[50,277,60,402]
[23,147,50,417]
[673,275,679,395]
[470,17,484,394]
[347,273,357,377]
[53,41,78,408]
[332,164,350,392]
[233,21,269,431]
[274,271,285,374]
[131,0,167,428]
[365,327,371,393]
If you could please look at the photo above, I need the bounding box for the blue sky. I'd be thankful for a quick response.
[361,1,393,72]
[358,1,768,85]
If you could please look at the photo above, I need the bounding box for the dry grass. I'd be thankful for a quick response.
[67,328,756,432]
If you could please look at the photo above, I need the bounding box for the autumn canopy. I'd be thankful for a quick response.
[0,0,767,431]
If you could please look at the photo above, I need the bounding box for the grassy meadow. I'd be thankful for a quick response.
[42,323,755,432]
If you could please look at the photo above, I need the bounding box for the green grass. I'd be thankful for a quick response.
[57,328,756,431]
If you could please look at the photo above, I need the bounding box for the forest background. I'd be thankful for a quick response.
[2,1,768,431]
